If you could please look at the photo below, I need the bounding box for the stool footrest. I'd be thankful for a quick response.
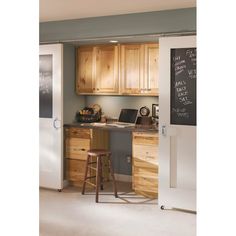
[88,166,97,171]
[88,162,97,165]
[85,181,96,187]
[85,175,96,179]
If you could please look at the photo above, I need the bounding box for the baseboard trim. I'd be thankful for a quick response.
[63,180,69,188]
[114,174,132,182]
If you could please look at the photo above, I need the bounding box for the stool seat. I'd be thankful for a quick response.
[82,149,118,202]
[87,149,111,156]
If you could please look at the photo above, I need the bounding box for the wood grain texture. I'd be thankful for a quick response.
[76,43,159,96]
[76,47,94,94]
[132,132,159,199]
[120,44,144,94]
[120,43,159,96]
[64,127,109,186]
[94,45,119,94]
[144,43,159,95]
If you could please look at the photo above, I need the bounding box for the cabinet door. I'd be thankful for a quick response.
[144,44,159,95]
[120,44,144,94]
[94,45,119,94]
[76,47,94,94]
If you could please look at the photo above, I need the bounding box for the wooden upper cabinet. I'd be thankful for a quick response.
[76,43,159,96]
[76,47,94,94]
[76,45,119,95]
[120,44,144,94]
[94,45,119,94]
[120,43,159,96]
[144,44,159,95]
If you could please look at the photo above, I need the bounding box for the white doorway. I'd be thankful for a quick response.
[39,44,63,190]
[159,36,196,211]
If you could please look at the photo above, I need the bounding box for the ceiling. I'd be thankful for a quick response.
[40,0,196,22]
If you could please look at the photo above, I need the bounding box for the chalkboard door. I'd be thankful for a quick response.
[159,36,196,211]
[171,48,196,125]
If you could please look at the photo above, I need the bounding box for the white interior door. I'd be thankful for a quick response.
[39,44,63,190]
[159,36,196,211]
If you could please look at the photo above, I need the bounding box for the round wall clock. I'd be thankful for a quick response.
[139,106,150,117]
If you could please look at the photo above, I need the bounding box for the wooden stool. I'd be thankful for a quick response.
[81,149,118,203]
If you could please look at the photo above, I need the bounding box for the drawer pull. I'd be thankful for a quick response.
[81,148,86,151]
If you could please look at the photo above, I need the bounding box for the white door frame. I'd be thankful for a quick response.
[39,44,63,190]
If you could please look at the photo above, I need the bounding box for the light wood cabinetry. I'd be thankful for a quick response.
[132,132,158,198]
[120,44,144,94]
[144,43,159,95]
[64,127,109,187]
[76,47,94,93]
[120,43,159,95]
[76,45,119,95]
[94,45,119,93]
[76,43,159,96]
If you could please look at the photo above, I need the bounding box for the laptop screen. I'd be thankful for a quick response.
[118,109,138,123]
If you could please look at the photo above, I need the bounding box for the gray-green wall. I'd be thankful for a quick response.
[40,8,196,43]
[63,44,85,123]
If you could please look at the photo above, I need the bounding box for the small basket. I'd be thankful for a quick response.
[75,111,101,123]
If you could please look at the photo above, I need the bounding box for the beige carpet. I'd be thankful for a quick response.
[40,182,196,236]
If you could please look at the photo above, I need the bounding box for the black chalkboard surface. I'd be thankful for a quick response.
[170,48,196,125]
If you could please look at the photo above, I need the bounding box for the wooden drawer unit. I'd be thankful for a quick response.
[65,127,91,139]
[65,138,90,160]
[65,159,87,183]
[64,127,109,186]
[133,132,158,145]
[132,132,158,198]
[133,132,158,165]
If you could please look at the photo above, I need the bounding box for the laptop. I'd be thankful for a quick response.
[107,109,138,128]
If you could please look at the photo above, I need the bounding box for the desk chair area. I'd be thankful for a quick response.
[64,123,158,199]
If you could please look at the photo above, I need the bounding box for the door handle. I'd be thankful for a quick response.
[53,118,61,129]
[161,125,166,136]
[161,125,177,136]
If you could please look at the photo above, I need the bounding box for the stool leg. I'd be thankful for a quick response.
[100,157,103,190]
[108,154,118,198]
[95,155,101,203]
[82,154,90,195]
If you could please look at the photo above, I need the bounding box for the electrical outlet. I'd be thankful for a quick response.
[127,156,131,163]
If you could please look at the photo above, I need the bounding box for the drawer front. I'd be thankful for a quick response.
[133,176,158,193]
[133,165,158,198]
[65,159,86,182]
[133,164,158,179]
[133,144,158,164]
[65,127,91,139]
[133,132,158,146]
[65,138,90,160]
[133,157,158,170]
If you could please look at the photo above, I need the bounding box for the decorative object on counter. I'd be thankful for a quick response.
[139,106,150,117]
[152,104,159,118]
[152,104,159,127]
[136,106,152,126]
[75,104,102,123]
